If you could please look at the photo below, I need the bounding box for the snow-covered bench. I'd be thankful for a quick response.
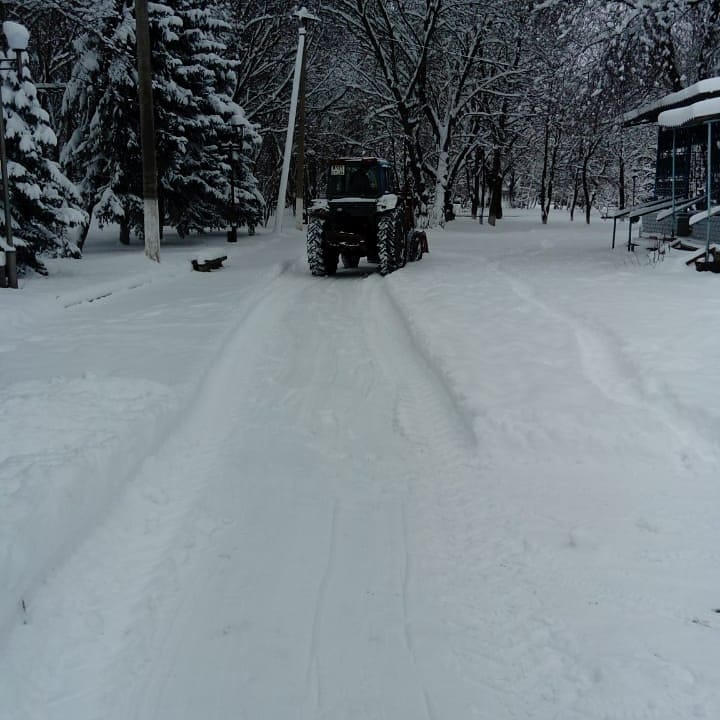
[191,255,227,272]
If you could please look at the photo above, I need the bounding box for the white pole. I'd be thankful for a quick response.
[274,24,306,234]
[705,121,713,263]
[295,46,307,232]
[135,0,160,262]
[671,128,676,238]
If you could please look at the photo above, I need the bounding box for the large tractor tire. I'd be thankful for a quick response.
[307,217,325,275]
[307,217,338,276]
[377,209,404,276]
[406,230,423,262]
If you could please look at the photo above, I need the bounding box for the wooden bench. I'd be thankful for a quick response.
[628,235,670,253]
[687,246,720,273]
[191,255,227,272]
[671,240,701,252]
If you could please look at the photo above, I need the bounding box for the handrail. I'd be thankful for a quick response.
[689,204,720,226]
[606,197,671,220]
[656,194,704,221]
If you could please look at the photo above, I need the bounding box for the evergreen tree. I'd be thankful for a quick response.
[157,0,263,236]
[1,38,85,274]
[62,0,263,246]
[61,1,138,245]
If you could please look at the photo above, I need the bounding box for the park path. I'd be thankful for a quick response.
[1,224,719,719]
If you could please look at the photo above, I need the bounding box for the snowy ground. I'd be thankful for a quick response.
[1,211,719,719]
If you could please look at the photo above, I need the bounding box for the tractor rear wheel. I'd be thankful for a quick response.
[406,230,423,262]
[307,217,325,276]
[307,217,338,276]
[377,209,403,276]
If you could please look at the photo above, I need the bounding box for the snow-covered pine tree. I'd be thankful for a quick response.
[1,38,86,273]
[62,0,262,246]
[156,0,262,236]
[61,1,139,246]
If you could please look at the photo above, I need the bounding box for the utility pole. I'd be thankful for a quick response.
[274,7,318,233]
[294,48,307,232]
[134,0,160,262]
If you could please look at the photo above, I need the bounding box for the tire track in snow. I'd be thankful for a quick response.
[253,272,454,719]
[369,274,491,572]
[400,503,413,659]
[400,504,438,720]
[357,277,491,719]
[0,259,320,720]
[369,276,478,453]
[129,268,439,720]
[0,257,300,656]
[490,262,720,466]
[305,499,338,701]
[128,266,351,720]
[363,268,709,719]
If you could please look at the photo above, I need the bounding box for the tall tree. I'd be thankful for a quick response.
[1,40,86,272]
[62,0,262,246]
[329,0,444,224]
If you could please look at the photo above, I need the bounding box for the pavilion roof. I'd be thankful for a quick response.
[623,77,720,127]
[658,97,720,128]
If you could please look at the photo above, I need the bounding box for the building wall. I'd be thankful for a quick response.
[642,214,720,244]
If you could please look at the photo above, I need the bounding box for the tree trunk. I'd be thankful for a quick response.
[540,121,550,224]
[77,222,90,251]
[470,149,480,220]
[488,148,502,225]
[443,187,453,222]
[119,217,130,245]
[582,158,591,224]
[547,150,557,221]
[465,161,475,218]
[430,145,450,226]
[479,154,486,225]
[507,170,516,208]
[618,156,626,210]
[542,126,561,224]
[570,168,580,222]
[408,130,429,227]
[488,179,503,225]
[76,203,94,251]
[159,193,165,239]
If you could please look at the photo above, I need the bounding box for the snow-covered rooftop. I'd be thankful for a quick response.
[658,97,720,128]
[623,77,720,127]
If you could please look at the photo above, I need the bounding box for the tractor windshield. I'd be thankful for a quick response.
[327,163,381,198]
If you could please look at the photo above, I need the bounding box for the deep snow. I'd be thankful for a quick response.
[1,212,719,719]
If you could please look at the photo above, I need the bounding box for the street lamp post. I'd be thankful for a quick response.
[134,0,160,262]
[274,7,318,233]
[225,121,245,243]
[0,21,28,290]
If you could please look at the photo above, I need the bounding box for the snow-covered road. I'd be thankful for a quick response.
[2,215,719,719]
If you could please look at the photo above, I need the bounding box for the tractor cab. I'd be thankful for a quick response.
[326,158,394,200]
